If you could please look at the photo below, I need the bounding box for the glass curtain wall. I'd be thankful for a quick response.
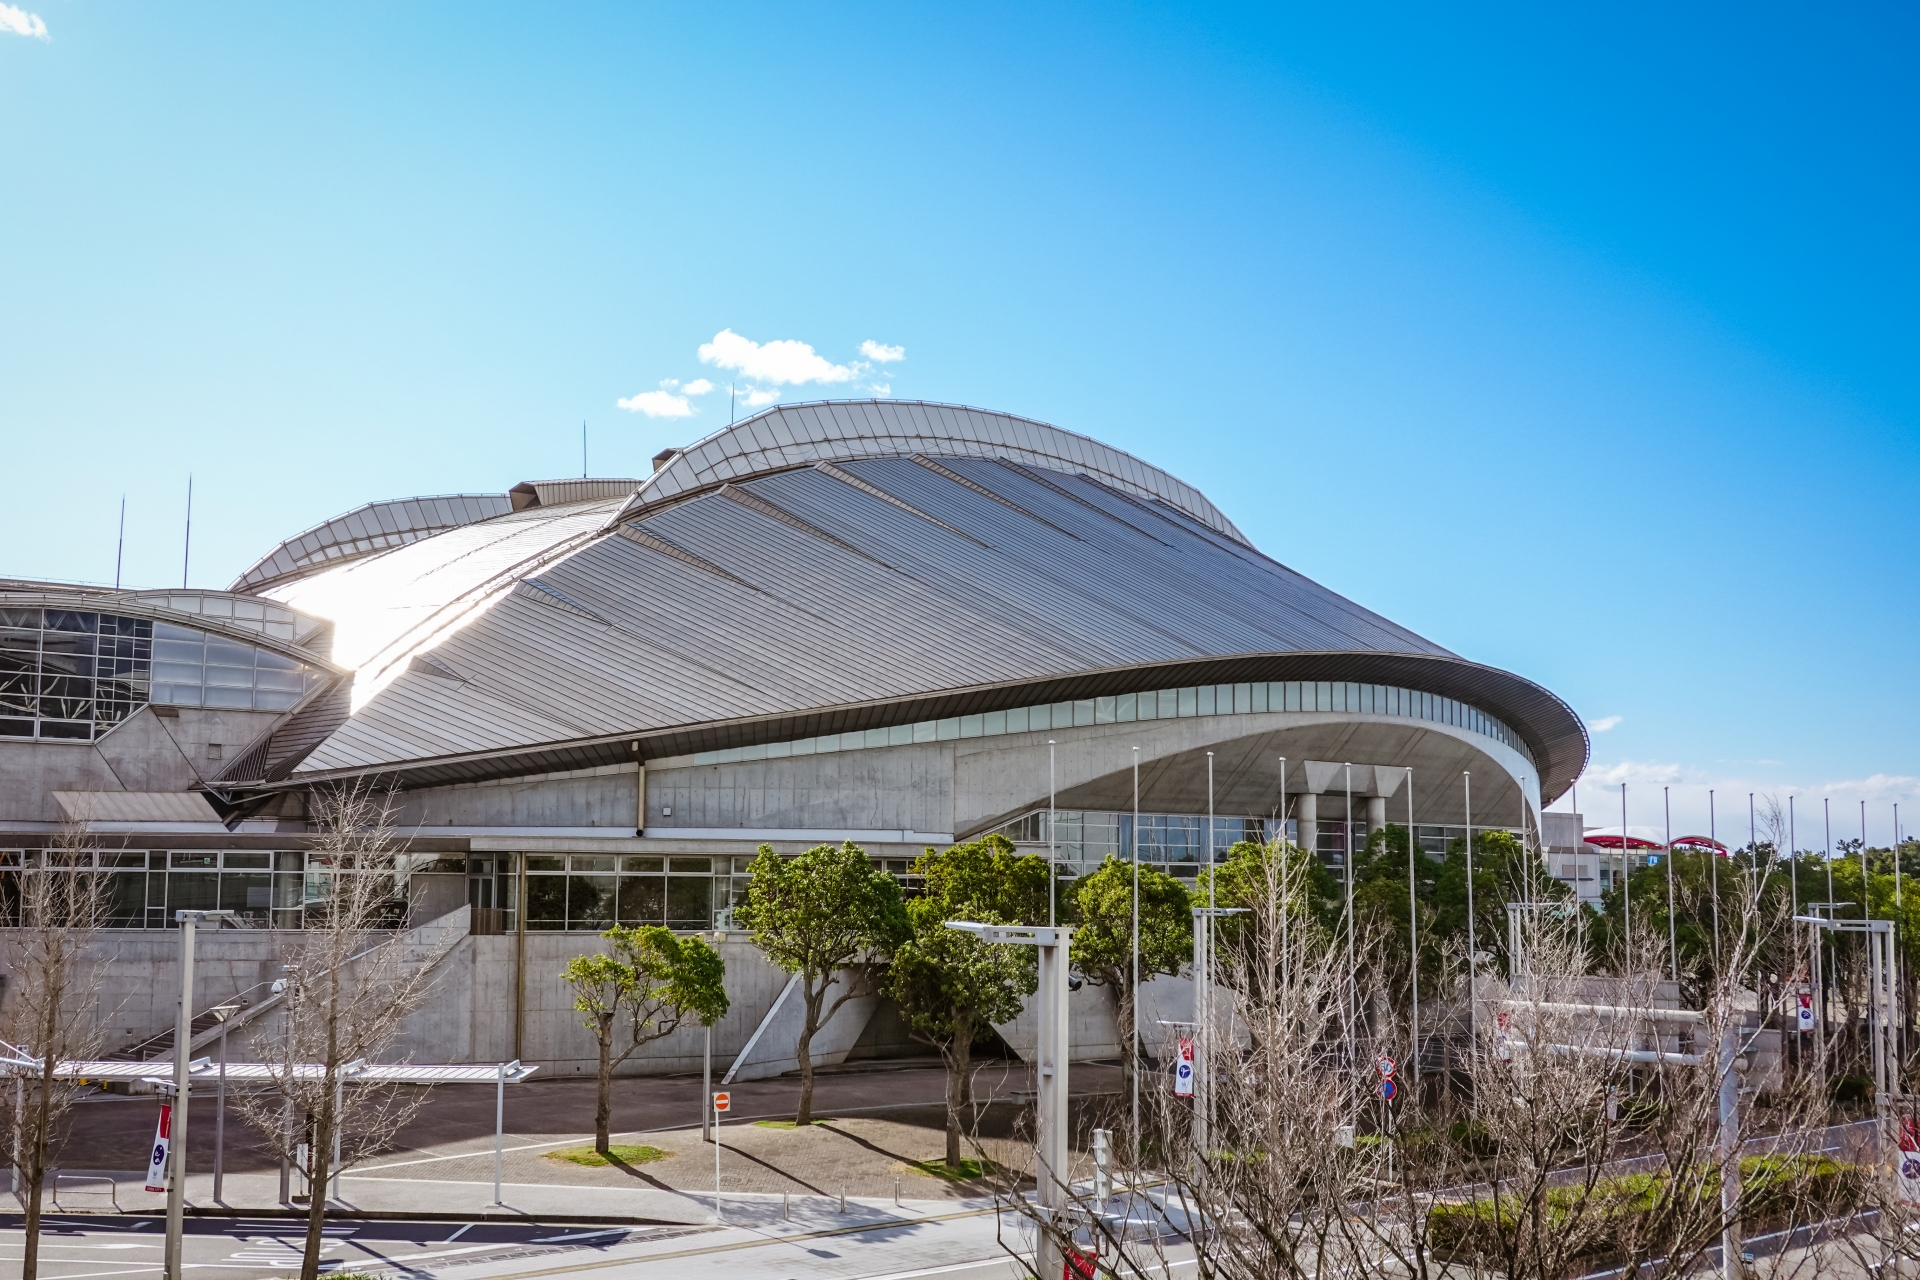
[0,608,328,741]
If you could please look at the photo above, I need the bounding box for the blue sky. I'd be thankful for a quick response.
[2,3,1914,839]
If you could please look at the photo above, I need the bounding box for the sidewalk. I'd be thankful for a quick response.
[30,1063,1122,1227]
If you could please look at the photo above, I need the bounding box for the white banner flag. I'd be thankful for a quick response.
[144,1104,172,1193]
[1174,1037,1195,1097]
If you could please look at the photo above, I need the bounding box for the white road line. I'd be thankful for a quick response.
[849,1255,1029,1280]
[528,1229,631,1243]
[444,1222,475,1242]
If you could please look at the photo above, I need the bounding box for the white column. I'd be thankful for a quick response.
[1295,791,1318,852]
[1034,931,1072,1280]
[1366,796,1387,836]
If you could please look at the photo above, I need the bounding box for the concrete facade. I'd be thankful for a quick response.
[0,705,286,826]
[643,707,1544,848]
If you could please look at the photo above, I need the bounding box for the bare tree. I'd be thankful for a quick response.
[0,815,113,1280]
[1000,842,1858,1280]
[230,784,451,1280]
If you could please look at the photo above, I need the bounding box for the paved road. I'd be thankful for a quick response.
[0,1204,1052,1279]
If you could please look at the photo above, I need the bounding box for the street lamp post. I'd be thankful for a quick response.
[165,909,234,1280]
[209,1002,239,1203]
[948,922,1072,1279]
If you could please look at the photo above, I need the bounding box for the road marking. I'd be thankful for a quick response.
[473,1204,1011,1280]
[445,1222,475,1242]
[529,1229,632,1243]
[850,1255,1030,1279]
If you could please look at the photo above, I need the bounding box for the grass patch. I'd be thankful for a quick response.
[903,1157,997,1182]
[543,1143,672,1167]
[753,1118,835,1129]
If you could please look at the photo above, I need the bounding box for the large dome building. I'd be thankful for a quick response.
[0,401,1588,1072]
[3,400,1585,924]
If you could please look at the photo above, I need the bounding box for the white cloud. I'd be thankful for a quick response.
[1587,715,1623,733]
[1580,758,1684,788]
[698,329,855,385]
[860,340,906,363]
[868,383,891,397]
[0,5,48,39]
[741,387,780,407]
[616,390,695,418]
[1817,774,1920,803]
[682,379,714,396]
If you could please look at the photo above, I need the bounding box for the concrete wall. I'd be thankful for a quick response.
[396,764,640,832]
[642,710,1541,848]
[0,705,284,824]
[646,745,954,837]
[15,924,1153,1077]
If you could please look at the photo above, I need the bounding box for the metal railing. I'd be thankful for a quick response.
[53,1172,120,1212]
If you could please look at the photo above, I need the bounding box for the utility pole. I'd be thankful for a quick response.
[947,922,1071,1278]
[165,910,232,1279]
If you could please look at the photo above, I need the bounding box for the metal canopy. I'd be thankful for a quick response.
[10,1060,541,1086]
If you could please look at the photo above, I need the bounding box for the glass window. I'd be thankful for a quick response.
[617,875,664,925]
[525,875,567,930]
[171,851,217,869]
[106,872,146,926]
[1005,706,1029,733]
[567,876,615,930]
[620,856,663,873]
[524,855,565,871]
[570,855,616,872]
[959,714,983,738]
[223,852,271,869]
[669,857,711,874]
[220,872,273,920]
[168,871,219,914]
[666,876,712,928]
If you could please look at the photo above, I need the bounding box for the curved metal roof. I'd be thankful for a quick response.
[231,493,513,593]
[250,405,1587,800]
[617,400,1250,545]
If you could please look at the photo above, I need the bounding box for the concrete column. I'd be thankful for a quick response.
[1366,796,1387,836]
[1294,791,1318,852]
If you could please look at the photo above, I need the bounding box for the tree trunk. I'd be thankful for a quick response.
[1109,969,1135,1133]
[21,1089,45,1280]
[595,1013,615,1154]
[795,980,823,1126]
[945,1028,972,1168]
[301,1102,332,1280]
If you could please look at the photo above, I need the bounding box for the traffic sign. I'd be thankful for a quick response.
[712,1091,730,1113]
[1375,1056,1396,1079]
[1377,1078,1397,1101]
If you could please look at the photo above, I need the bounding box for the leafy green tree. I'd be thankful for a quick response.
[563,925,729,1153]
[735,841,910,1125]
[886,836,1047,1166]
[1068,854,1192,1105]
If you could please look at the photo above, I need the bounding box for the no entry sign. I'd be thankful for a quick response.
[712,1091,730,1113]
